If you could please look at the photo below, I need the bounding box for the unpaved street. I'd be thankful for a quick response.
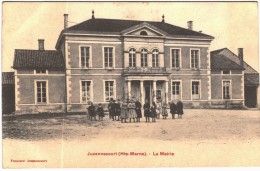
[3,109,260,168]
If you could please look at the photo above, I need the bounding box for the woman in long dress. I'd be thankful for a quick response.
[120,100,128,123]
[135,99,142,122]
[156,100,162,119]
[128,100,137,123]
[161,102,168,119]
[150,102,157,122]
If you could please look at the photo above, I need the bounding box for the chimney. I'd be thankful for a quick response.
[38,39,44,51]
[199,30,202,33]
[238,48,244,67]
[92,10,95,19]
[187,21,193,30]
[64,14,68,29]
[162,14,165,23]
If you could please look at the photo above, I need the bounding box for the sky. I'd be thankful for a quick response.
[2,2,259,72]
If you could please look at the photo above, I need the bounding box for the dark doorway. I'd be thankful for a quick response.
[2,85,15,114]
[145,86,150,104]
[245,86,257,108]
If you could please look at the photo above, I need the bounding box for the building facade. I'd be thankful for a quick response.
[12,13,259,114]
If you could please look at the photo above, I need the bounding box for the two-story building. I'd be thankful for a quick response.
[12,12,258,114]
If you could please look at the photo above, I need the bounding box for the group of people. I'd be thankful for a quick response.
[86,102,105,121]
[86,98,184,122]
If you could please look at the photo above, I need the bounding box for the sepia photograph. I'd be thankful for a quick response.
[1,1,260,168]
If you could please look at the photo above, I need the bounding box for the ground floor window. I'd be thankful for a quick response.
[36,81,47,103]
[81,81,92,103]
[192,81,200,99]
[172,81,181,100]
[223,80,231,99]
[105,81,115,102]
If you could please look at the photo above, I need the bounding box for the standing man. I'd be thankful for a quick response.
[135,99,142,122]
[170,100,177,119]
[143,100,150,122]
[177,100,184,119]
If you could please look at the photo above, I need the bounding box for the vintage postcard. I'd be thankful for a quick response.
[1,1,260,168]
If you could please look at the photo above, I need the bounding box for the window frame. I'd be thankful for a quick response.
[170,48,182,69]
[222,70,231,75]
[140,48,148,67]
[103,80,116,102]
[152,49,159,68]
[190,48,200,69]
[171,80,182,100]
[34,69,48,75]
[79,45,92,68]
[191,80,201,100]
[34,80,48,104]
[222,80,232,100]
[80,80,93,103]
[103,46,115,69]
[129,48,137,67]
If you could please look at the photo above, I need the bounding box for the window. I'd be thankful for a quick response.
[141,49,148,67]
[129,48,136,67]
[223,70,230,74]
[191,49,199,68]
[80,46,90,68]
[172,81,181,100]
[192,81,200,99]
[140,31,148,36]
[171,49,180,68]
[81,81,92,103]
[104,47,114,68]
[105,81,115,102]
[223,81,231,99]
[36,70,47,74]
[152,49,159,67]
[36,81,47,103]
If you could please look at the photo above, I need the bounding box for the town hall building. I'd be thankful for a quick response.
[11,12,259,114]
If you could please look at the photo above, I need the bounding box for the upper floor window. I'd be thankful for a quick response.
[104,47,114,68]
[171,49,180,68]
[80,46,91,68]
[140,31,148,36]
[223,80,231,99]
[191,49,200,69]
[35,69,47,74]
[35,81,48,104]
[141,48,148,67]
[129,48,136,67]
[152,49,159,67]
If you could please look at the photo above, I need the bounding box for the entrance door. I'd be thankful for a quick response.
[245,86,257,108]
[145,86,150,104]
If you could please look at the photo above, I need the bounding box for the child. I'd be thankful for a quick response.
[120,100,128,123]
[97,103,104,121]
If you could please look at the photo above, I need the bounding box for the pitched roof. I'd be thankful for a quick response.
[2,72,14,85]
[210,53,244,70]
[244,73,259,85]
[13,50,65,69]
[65,18,214,39]
[243,61,258,74]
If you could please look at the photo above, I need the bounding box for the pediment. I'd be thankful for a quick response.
[121,22,167,37]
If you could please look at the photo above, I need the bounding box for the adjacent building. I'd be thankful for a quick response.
[11,12,259,114]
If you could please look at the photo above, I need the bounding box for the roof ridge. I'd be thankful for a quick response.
[15,49,59,51]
